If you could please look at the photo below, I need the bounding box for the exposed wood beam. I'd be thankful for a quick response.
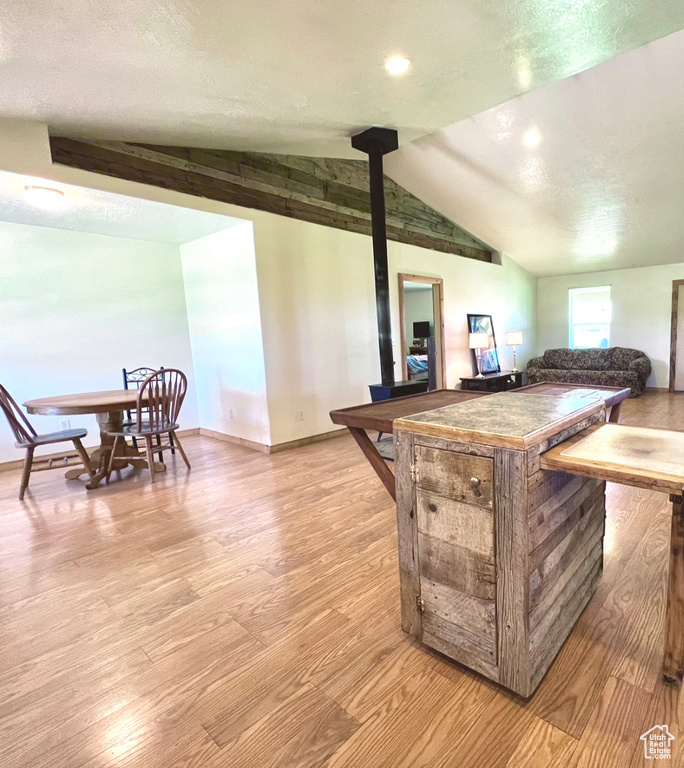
[49,137,495,263]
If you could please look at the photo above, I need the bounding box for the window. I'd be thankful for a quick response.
[569,286,611,349]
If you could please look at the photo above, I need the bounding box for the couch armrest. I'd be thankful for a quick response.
[526,356,545,370]
[629,355,652,383]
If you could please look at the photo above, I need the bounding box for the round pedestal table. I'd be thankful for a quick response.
[24,390,165,489]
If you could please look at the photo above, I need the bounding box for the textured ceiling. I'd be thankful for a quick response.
[0,171,242,243]
[386,29,684,276]
[1,1,683,156]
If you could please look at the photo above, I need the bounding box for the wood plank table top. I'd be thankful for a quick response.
[329,389,487,434]
[25,390,141,416]
[516,382,630,409]
[540,422,684,495]
[393,392,605,450]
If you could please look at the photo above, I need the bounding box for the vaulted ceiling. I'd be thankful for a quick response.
[1,0,683,156]
[387,29,684,276]
[2,1,684,275]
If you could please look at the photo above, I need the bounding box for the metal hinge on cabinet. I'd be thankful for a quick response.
[415,595,424,613]
[410,464,419,483]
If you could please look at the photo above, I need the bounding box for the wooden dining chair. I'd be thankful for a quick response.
[106,369,190,484]
[0,383,94,500]
[122,366,175,461]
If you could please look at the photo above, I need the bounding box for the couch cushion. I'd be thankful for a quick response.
[605,347,645,371]
[543,349,576,370]
[543,348,609,371]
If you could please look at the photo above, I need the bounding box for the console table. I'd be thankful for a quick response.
[460,370,523,392]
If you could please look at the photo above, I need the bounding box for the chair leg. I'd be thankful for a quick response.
[170,431,191,470]
[105,436,120,485]
[19,447,34,500]
[144,436,156,483]
[169,430,176,455]
[156,434,164,464]
[72,438,94,480]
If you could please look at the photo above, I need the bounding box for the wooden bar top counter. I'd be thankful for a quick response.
[393,391,609,697]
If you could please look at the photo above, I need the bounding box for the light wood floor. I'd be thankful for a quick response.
[1,390,683,767]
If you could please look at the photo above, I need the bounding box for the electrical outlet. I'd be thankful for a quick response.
[295,411,304,421]
[228,409,234,419]
[59,419,71,431]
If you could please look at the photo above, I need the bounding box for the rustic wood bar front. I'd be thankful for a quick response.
[394,392,609,697]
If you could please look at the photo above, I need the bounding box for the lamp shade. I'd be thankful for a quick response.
[506,331,523,347]
[469,332,489,349]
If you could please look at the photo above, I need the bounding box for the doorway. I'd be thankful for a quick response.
[670,279,684,392]
[398,273,446,388]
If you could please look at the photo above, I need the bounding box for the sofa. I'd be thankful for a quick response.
[526,347,651,397]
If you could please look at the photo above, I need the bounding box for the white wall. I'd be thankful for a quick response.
[252,213,537,445]
[180,224,271,445]
[390,246,536,387]
[537,263,684,388]
[403,287,434,343]
[0,221,198,462]
[252,214,380,445]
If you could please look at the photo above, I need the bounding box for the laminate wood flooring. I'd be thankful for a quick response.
[1,390,682,766]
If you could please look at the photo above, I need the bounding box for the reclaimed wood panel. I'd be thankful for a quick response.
[49,137,495,262]
[495,447,531,696]
[417,491,494,557]
[419,578,496,643]
[529,482,605,571]
[529,495,605,609]
[414,446,493,509]
[422,612,499,678]
[529,478,604,551]
[418,532,495,600]
[394,430,421,638]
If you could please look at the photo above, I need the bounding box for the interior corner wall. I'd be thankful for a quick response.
[180,224,271,446]
[251,212,537,447]
[0,220,198,463]
[390,245,537,386]
[537,263,684,388]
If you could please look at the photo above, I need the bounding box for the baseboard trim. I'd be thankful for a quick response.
[198,428,271,453]
[0,428,200,473]
[198,427,347,454]
[269,429,347,454]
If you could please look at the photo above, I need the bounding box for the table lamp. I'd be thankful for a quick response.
[469,332,489,378]
[506,331,523,372]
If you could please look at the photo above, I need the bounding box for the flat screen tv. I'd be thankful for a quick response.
[413,321,431,338]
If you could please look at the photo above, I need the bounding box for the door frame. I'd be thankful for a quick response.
[670,279,684,392]
[398,272,446,388]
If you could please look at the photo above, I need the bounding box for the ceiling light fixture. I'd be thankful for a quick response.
[523,129,541,148]
[23,185,66,211]
[385,56,410,76]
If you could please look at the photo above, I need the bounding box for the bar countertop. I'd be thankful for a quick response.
[393,391,605,450]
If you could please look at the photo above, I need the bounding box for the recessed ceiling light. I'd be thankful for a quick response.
[523,129,541,148]
[604,238,617,250]
[385,56,410,76]
[23,185,66,211]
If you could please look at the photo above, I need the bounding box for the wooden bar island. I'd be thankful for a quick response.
[394,392,607,697]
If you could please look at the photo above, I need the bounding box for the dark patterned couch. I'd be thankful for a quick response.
[526,347,651,397]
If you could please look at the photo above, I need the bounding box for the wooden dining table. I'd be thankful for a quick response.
[24,390,165,489]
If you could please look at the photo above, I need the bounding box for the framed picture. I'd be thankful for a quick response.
[467,314,500,374]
